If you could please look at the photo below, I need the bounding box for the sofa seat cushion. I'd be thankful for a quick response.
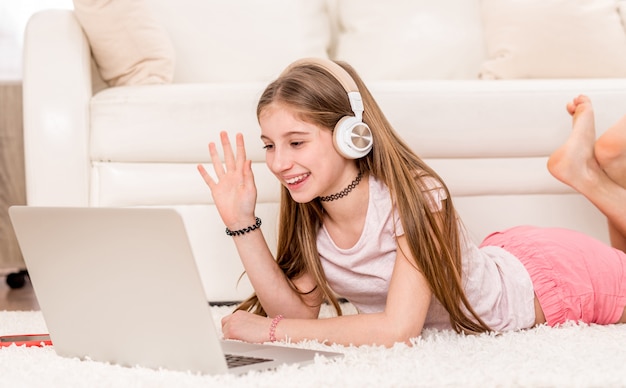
[90,162,280,207]
[90,78,626,163]
[90,83,268,163]
[89,78,626,208]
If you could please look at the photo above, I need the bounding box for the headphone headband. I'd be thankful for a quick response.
[281,58,364,121]
[279,57,373,159]
[280,57,359,93]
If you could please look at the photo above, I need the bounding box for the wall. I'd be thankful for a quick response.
[0,1,72,80]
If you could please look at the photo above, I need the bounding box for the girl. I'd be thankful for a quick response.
[197,58,626,347]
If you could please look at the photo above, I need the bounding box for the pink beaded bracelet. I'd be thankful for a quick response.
[269,314,284,342]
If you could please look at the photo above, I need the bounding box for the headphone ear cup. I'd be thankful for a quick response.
[333,116,374,159]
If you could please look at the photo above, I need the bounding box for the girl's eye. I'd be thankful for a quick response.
[262,144,274,150]
[291,141,303,147]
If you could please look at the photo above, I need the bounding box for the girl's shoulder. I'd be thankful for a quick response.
[414,170,444,190]
[371,170,448,212]
[413,170,448,212]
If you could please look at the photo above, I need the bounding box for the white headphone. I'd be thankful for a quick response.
[281,58,374,159]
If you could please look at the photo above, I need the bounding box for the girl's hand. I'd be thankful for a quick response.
[197,131,257,229]
[222,310,278,343]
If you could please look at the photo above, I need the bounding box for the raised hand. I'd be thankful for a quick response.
[197,131,258,230]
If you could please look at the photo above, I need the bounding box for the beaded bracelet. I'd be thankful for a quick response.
[269,314,284,342]
[225,217,262,236]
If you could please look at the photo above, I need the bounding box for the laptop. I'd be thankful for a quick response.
[8,206,341,375]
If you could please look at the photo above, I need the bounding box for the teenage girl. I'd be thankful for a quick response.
[197,58,626,347]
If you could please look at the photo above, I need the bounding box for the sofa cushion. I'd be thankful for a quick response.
[480,0,626,79]
[89,83,266,162]
[73,0,176,87]
[148,0,331,83]
[333,0,486,80]
[88,78,626,163]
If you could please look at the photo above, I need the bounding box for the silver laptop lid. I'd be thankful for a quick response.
[9,206,229,374]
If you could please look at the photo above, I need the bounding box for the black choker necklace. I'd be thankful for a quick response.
[319,171,363,202]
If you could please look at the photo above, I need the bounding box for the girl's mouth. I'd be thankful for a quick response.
[285,173,310,187]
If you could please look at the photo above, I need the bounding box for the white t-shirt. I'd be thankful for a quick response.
[317,176,536,331]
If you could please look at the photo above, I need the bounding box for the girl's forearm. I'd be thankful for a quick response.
[271,312,422,347]
[231,230,320,318]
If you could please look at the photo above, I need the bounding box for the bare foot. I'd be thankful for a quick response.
[547,95,603,193]
[595,114,626,188]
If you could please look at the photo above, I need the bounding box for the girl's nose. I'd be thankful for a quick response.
[268,148,292,173]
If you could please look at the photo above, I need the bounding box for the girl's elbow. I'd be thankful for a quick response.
[382,323,423,347]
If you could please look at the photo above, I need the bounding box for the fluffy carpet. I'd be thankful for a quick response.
[1,304,626,388]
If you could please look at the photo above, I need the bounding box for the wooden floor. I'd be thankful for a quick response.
[1,82,36,312]
[1,82,27,271]
[0,271,39,311]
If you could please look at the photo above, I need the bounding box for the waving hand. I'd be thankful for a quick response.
[197,132,258,230]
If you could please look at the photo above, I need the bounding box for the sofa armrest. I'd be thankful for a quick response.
[22,10,93,206]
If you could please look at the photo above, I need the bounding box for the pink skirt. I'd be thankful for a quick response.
[481,225,626,325]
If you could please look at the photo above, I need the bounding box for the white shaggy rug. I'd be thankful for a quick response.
[2,304,626,388]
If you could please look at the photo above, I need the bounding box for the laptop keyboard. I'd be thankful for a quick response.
[225,353,273,368]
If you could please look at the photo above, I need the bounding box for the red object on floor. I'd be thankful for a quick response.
[0,334,52,347]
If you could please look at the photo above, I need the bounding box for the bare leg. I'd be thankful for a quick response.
[547,95,626,252]
[595,114,626,188]
[594,108,626,252]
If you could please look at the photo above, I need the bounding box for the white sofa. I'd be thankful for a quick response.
[22,0,626,302]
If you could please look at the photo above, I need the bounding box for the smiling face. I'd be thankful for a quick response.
[259,103,359,203]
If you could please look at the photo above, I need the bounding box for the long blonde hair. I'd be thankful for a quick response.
[236,59,490,334]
